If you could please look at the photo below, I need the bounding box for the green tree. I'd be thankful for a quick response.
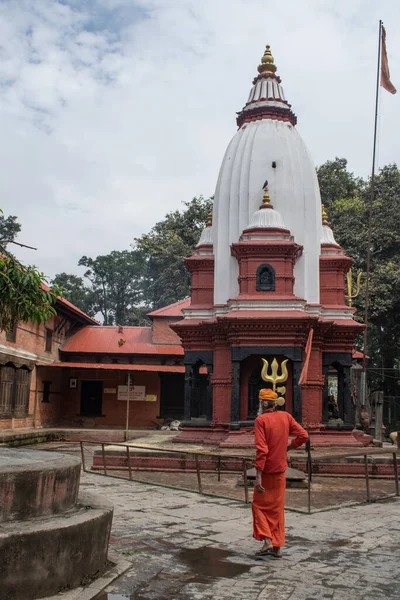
[317,157,362,210]
[317,160,400,397]
[78,250,145,325]
[0,212,21,248]
[51,273,96,317]
[134,196,213,309]
[0,209,61,332]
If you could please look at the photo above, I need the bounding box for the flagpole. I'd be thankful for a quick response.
[362,19,382,405]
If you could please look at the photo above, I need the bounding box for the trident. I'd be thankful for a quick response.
[346,269,362,308]
[261,358,288,392]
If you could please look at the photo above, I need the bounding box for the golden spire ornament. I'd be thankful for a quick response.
[258,44,277,74]
[321,204,329,227]
[260,180,273,209]
[206,207,213,227]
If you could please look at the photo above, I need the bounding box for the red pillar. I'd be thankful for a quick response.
[211,344,232,425]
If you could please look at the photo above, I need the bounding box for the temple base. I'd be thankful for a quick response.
[174,425,374,448]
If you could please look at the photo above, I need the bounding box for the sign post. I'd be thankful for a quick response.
[125,373,131,442]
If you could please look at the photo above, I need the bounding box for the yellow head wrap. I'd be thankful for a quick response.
[259,389,278,401]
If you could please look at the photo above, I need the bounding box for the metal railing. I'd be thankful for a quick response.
[79,440,254,504]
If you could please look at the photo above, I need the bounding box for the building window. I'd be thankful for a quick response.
[6,323,17,343]
[0,365,30,417]
[256,264,275,291]
[42,381,51,403]
[45,329,53,353]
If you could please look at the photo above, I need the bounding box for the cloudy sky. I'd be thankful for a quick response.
[1,0,399,279]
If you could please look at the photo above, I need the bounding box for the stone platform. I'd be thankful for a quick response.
[0,448,113,600]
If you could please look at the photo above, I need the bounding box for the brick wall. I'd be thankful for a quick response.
[0,314,83,429]
[53,368,161,428]
[152,318,183,345]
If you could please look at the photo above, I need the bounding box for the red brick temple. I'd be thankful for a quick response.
[173,45,364,447]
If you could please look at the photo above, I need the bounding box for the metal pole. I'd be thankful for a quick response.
[217,455,221,482]
[243,459,249,504]
[306,439,312,513]
[80,441,86,472]
[102,443,107,476]
[127,445,132,481]
[195,455,202,494]
[362,20,383,403]
[125,372,131,442]
[393,452,399,496]
[364,455,371,502]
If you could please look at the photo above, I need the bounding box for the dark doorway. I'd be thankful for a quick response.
[159,373,184,419]
[191,374,210,419]
[80,381,103,416]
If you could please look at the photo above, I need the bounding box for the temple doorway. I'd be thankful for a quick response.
[159,373,184,419]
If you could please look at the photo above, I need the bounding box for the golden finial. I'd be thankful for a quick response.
[258,44,277,74]
[206,207,213,227]
[322,204,329,226]
[260,180,272,208]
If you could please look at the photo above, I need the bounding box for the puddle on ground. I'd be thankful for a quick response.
[178,546,251,580]
[94,547,251,600]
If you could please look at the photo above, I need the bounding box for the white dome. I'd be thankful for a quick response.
[247,206,287,230]
[196,225,213,247]
[213,119,322,305]
[321,224,339,246]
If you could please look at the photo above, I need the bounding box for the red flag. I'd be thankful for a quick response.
[299,328,314,386]
[381,26,396,94]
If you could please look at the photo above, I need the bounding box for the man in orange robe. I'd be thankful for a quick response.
[253,388,308,558]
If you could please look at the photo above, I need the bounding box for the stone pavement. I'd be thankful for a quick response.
[78,472,400,600]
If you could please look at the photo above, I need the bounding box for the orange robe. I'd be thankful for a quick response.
[252,411,308,546]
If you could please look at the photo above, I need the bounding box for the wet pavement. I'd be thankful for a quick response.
[75,472,400,600]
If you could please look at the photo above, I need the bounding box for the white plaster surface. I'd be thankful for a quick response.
[213,118,322,306]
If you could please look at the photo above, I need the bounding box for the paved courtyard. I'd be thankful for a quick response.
[79,472,400,600]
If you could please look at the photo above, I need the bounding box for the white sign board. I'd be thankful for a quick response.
[117,385,146,402]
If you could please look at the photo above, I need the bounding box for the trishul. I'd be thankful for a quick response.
[261,358,289,391]
[346,269,362,308]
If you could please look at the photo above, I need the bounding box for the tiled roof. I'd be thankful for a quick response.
[147,298,190,318]
[38,362,185,372]
[41,283,99,325]
[61,326,183,355]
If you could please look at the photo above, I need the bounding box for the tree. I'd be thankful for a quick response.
[134,196,213,309]
[0,209,61,333]
[317,157,362,210]
[51,273,96,317]
[78,250,145,325]
[317,160,400,397]
[0,212,21,248]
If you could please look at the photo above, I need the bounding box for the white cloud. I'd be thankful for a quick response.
[0,0,399,278]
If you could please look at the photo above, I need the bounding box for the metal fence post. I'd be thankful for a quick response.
[80,441,86,472]
[393,452,399,496]
[127,445,132,481]
[101,443,107,476]
[306,439,312,514]
[195,455,202,494]
[364,455,371,502]
[217,455,221,482]
[243,459,249,504]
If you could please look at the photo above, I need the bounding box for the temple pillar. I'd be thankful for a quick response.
[301,347,324,429]
[211,344,232,425]
[230,360,241,424]
[292,360,303,423]
[183,364,192,421]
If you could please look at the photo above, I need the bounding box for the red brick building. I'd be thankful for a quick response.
[0,294,97,430]
[0,297,193,431]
